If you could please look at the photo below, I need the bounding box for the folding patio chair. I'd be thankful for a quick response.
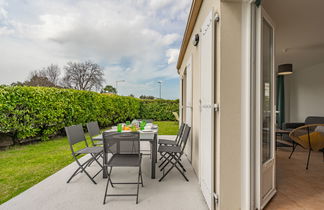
[102,132,144,205]
[65,124,103,184]
[158,125,191,182]
[158,123,185,162]
[159,123,185,146]
[86,121,103,146]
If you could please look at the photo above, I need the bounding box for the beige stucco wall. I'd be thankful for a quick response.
[179,0,219,178]
[218,1,242,209]
[179,0,244,209]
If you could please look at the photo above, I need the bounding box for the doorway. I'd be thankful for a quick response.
[253,0,324,209]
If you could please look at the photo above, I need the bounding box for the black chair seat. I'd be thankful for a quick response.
[76,147,103,154]
[158,139,177,145]
[158,145,181,153]
[107,154,142,167]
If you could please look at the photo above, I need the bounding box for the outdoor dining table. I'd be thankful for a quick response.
[97,125,158,179]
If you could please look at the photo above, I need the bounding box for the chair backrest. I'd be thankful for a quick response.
[103,132,140,155]
[175,123,186,145]
[305,116,324,125]
[289,124,324,151]
[86,121,101,138]
[179,125,191,153]
[65,124,87,146]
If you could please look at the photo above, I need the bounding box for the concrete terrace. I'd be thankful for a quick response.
[0,135,208,210]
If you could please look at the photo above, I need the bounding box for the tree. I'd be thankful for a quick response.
[40,64,61,85]
[139,95,155,99]
[11,81,24,86]
[129,94,135,98]
[26,64,61,87]
[61,61,105,91]
[24,75,56,87]
[101,85,117,94]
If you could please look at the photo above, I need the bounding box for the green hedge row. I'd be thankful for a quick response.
[0,86,178,143]
[140,99,179,121]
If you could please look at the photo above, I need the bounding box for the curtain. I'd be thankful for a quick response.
[277,75,285,128]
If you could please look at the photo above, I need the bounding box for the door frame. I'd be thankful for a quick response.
[254,5,277,210]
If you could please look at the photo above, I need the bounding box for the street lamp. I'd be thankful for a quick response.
[115,80,125,94]
[157,81,162,99]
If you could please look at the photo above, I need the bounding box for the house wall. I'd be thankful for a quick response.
[286,62,324,122]
[179,0,244,209]
[179,0,218,178]
[218,1,242,209]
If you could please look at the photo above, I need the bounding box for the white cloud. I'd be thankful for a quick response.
[166,48,180,64]
[0,26,13,35]
[0,0,191,98]
[0,7,7,20]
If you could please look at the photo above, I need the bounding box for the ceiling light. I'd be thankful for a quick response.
[278,64,293,75]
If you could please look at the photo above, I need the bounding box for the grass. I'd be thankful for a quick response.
[0,121,178,204]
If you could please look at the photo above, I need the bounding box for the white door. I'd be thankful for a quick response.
[255,7,276,209]
[200,11,215,210]
[185,57,193,161]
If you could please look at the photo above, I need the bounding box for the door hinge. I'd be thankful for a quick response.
[214,104,220,112]
[213,193,219,204]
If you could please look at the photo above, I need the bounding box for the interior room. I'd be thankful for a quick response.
[263,0,324,209]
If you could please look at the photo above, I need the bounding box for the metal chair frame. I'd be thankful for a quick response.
[102,132,144,205]
[158,125,191,182]
[158,123,186,162]
[65,124,103,184]
[86,121,103,146]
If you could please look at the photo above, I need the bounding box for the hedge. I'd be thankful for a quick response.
[0,86,178,144]
[140,99,179,121]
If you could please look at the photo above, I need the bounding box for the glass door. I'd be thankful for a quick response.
[255,7,276,210]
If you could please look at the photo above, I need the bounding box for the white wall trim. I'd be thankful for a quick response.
[241,1,252,210]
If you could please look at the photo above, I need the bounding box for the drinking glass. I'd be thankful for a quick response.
[117,124,122,132]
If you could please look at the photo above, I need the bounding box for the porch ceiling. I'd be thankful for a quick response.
[263,0,324,71]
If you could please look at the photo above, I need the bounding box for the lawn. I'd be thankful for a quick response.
[0,121,178,204]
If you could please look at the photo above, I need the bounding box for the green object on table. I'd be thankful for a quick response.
[126,121,131,125]
[140,121,145,130]
[117,124,122,132]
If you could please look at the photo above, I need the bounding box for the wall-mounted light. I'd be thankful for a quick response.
[192,34,199,46]
[278,64,293,75]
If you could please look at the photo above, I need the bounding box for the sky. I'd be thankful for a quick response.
[0,0,191,99]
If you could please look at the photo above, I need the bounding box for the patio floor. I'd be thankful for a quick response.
[0,135,208,210]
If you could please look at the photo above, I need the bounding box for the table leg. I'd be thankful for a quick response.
[151,134,157,179]
[103,152,108,178]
